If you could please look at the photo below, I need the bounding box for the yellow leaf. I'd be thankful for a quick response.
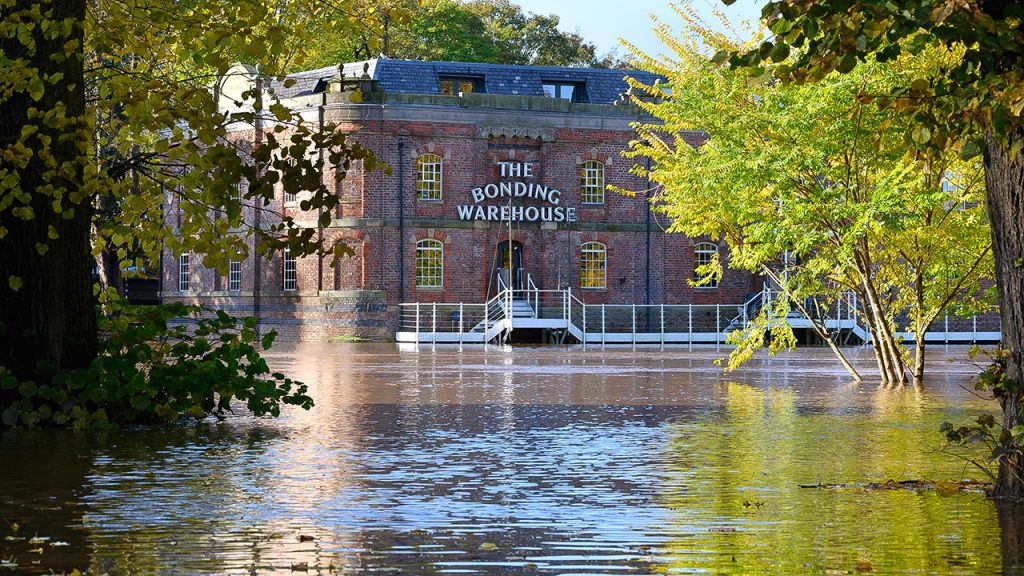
[8,276,23,291]
[935,480,959,496]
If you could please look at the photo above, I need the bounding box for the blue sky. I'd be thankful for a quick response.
[510,0,766,58]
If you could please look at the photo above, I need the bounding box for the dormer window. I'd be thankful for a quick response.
[440,76,482,95]
[543,81,585,102]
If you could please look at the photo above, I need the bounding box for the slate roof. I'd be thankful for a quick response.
[271,58,660,104]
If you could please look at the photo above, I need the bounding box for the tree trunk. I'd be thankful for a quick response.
[0,0,95,387]
[857,260,908,384]
[998,500,1024,573]
[95,246,124,297]
[912,338,926,387]
[984,130,1024,501]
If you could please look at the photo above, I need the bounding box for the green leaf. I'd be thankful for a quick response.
[261,331,277,350]
[2,406,18,427]
[960,140,983,160]
[27,77,45,101]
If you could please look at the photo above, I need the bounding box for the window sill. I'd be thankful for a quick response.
[416,286,444,291]
[580,203,605,208]
[416,198,444,204]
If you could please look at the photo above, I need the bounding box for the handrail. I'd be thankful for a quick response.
[526,273,539,313]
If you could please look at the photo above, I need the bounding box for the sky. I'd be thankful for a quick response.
[510,0,766,59]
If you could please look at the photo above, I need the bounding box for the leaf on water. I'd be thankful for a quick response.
[854,560,873,572]
[479,542,497,551]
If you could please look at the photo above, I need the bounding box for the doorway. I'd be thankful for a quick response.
[499,241,524,290]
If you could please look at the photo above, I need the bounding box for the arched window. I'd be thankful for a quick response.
[580,241,606,289]
[694,242,719,288]
[416,154,443,201]
[416,239,443,288]
[283,246,297,291]
[580,160,605,205]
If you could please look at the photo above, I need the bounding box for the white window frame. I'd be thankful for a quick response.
[542,82,579,100]
[283,157,298,205]
[229,259,241,291]
[416,154,443,202]
[178,253,190,292]
[694,242,719,288]
[581,160,605,205]
[580,241,606,289]
[415,239,444,288]
[283,247,297,291]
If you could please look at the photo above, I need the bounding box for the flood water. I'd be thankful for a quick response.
[2,344,1022,575]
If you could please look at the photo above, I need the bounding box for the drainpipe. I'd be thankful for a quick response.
[398,138,405,302]
[317,97,325,292]
[645,155,651,306]
[253,71,264,334]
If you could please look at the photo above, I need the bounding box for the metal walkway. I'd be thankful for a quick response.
[397,278,999,347]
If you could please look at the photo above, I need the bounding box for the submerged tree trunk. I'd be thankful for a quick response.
[0,0,95,386]
[984,130,1024,501]
[855,252,909,385]
[912,339,926,387]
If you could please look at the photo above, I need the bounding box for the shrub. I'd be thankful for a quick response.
[0,301,312,429]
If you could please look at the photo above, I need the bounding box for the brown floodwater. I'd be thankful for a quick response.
[1,344,1021,575]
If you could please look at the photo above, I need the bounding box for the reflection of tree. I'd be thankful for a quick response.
[0,432,97,574]
[659,382,1004,574]
[998,502,1024,574]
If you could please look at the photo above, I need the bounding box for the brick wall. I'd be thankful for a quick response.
[161,101,763,341]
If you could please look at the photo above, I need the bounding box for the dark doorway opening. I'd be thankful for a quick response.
[498,240,524,290]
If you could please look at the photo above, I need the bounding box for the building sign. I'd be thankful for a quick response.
[457,162,578,223]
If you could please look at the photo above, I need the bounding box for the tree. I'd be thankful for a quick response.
[0,0,383,426]
[301,0,617,69]
[620,8,992,386]
[713,0,1024,502]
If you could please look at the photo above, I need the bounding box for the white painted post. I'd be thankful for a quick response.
[660,304,665,351]
[582,303,587,350]
[688,303,693,351]
[631,305,636,349]
[716,304,721,351]
[432,303,437,347]
[944,311,949,345]
[601,303,606,350]
[415,302,420,344]
[459,302,464,350]
[973,315,977,343]
[484,301,489,348]
[567,289,572,326]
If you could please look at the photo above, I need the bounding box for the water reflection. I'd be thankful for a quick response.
[0,344,1014,574]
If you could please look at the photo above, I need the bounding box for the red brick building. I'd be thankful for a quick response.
[161,59,760,342]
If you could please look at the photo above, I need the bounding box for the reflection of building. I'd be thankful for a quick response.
[159,59,759,341]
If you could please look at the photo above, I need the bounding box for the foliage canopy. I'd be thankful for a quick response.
[621,7,993,385]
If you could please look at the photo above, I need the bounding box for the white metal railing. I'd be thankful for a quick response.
[397,285,996,346]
